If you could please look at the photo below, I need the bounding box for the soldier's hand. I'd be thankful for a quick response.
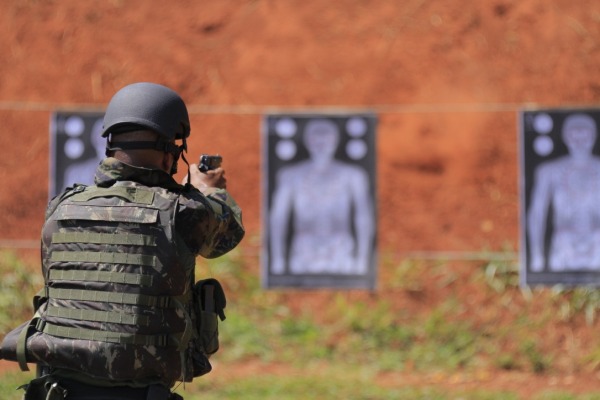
[184,164,227,189]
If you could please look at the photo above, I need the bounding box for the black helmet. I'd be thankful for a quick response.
[102,82,190,140]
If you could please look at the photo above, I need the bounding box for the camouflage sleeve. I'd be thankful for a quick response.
[177,187,245,259]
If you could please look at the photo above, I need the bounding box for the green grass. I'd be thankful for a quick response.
[3,248,600,399]
[0,251,42,333]
[0,371,35,400]
[176,371,520,400]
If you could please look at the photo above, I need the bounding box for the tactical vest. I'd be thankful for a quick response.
[26,182,199,386]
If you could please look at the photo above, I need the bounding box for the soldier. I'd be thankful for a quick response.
[1,82,245,399]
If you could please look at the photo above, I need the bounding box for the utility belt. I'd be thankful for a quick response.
[20,375,183,400]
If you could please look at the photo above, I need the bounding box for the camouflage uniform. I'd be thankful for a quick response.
[2,157,244,398]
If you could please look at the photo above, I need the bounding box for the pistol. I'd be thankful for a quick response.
[198,154,223,172]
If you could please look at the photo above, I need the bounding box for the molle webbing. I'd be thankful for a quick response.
[46,305,150,326]
[49,269,154,287]
[54,206,158,223]
[50,251,157,267]
[70,186,155,204]
[48,288,174,308]
[52,232,157,246]
[38,320,171,347]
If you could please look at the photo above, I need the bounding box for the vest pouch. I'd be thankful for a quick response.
[190,348,212,378]
[192,279,226,377]
[198,309,219,355]
[18,375,65,400]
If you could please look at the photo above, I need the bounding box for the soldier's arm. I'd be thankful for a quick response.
[178,165,244,258]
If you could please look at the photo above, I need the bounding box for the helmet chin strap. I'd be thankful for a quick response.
[106,134,189,180]
[175,136,191,184]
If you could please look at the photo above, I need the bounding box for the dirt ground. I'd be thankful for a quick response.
[2,0,600,396]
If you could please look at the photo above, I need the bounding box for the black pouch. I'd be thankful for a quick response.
[147,384,180,400]
[18,375,66,400]
[191,278,226,377]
